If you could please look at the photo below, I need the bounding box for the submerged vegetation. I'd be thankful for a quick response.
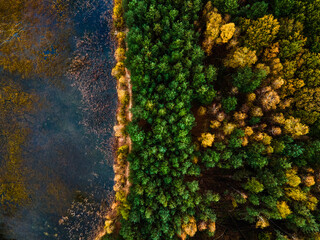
[104,0,320,239]
[0,79,35,212]
[1,0,115,239]
[0,0,73,216]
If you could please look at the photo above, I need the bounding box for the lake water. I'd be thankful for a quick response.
[0,0,116,239]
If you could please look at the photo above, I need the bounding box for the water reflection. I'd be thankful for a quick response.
[0,0,115,239]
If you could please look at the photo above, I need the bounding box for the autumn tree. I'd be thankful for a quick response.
[295,0,320,52]
[203,2,236,55]
[278,19,307,60]
[224,47,258,68]
[297,51,320,87]
[240,15,280,51]
[294,88,320,124]
[260,89,280,111]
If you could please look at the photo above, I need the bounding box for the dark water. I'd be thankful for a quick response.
[0,0,116,239]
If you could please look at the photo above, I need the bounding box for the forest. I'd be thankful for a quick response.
[103,0,320,240]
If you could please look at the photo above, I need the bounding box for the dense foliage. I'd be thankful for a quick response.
[117,0,219,239]
[193,0,320,239]
[110,0,320,239]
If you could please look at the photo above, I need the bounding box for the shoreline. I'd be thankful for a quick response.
[94,0,130,238]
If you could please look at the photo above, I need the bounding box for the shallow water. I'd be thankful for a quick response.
[0,0,116,239]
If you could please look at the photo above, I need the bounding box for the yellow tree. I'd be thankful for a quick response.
[181,217,197,238]
[218,23,236,44]
[283,117,309,137]
[263,42,280,60]
[199,133,215,147]
[294,87,320,124]
[286,168,301,187]
[224,47,257,68]
[280,78,305,97]
[241,15,280,51]
[277,201,292,219]
[202,2,235,55]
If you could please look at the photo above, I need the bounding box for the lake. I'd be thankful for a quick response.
[0,0,116,239]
